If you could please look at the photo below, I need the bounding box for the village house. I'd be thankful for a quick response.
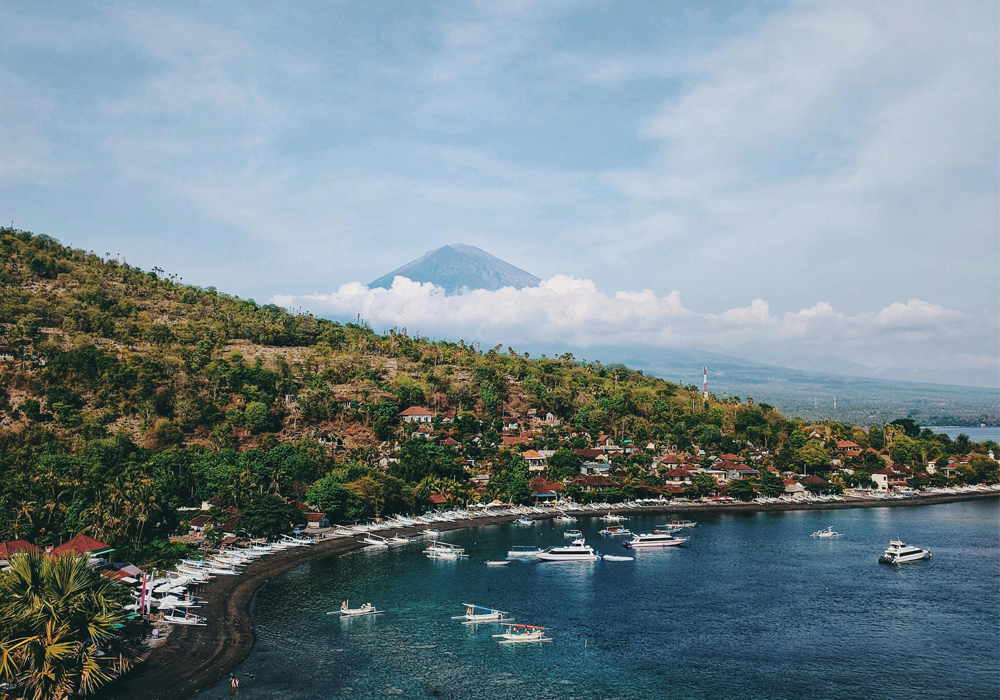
[50,534,115,567]
[0,346,14,362]
[784,478,806,497]
[188,514,214,537]
[727,464,759,480]
[835,440,861,452]
[399,406,434,423]
[573,475,615,493]
[580,460,611,476]
[529,477,564,503]
[502,435,531,447]
[522,449,548,473]
[305,512,330,529]
[0,539,39,569]
[664,468,694,484]
[428,493,448,507]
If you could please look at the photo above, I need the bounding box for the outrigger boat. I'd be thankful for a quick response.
[514,516,535,526]
[492,623,553,644]
[331,600,384,617]
[600,512,626,523]
[425,541,468,559]
[599,527,632,537]
[485,560,510,566]
[666,520,697,529]
[362,534,390,548]
[553,513,578,523]
[810,526,844,539]
[452,604,514,624]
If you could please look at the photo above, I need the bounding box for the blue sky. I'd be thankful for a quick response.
[2,1,998,385]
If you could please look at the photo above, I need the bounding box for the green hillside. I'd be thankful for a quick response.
[0,228,994,563]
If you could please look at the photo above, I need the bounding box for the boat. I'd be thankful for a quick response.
[485,560,511,567]
[623,532,689,549]
[553,513,578,523]
[161,608,207,626]
[331,600,384,617]
[563,529,583,539]
[422,528,442,537]
[598,527,632,537]
[362,534,390,548]
[390,535,411,545]
[537,539,600,562]
[491,623,553,644]
[601,555,634,562]
[599,512,625,523]
[426,541,468,559]
[452,604,513,624]
[810,526,844,539]
[878,539,931,564]
[514,516,535,526]
[506,545,542,558]
[664,520,697,529]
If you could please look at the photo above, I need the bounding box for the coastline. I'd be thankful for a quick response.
[95,491,999,700]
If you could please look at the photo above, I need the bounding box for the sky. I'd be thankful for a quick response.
[2,1,998,387]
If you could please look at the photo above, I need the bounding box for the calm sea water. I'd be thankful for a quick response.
[925,426,1000,444]
[199,501,999,700]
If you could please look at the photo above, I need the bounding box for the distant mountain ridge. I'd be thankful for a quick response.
[369,244,540,294]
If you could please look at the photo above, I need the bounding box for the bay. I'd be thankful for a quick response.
[197,500,999,700]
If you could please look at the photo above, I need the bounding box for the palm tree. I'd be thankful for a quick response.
[0,552,133,699]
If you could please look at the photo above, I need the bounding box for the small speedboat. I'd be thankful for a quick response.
[878,539,930,564]
[485,560,510,567]
[563,529,583,539]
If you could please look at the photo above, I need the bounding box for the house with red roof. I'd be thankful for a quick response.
[428,493,448,506]
[399,406,434,423]
[50,534,115,565]
[784,478,805,496]
[573,475,615,492]
[529,477,564,503]
[439,436,461,447]
[522,449,547,473]
[188,515,215,536]
[836,440,861,452]
[664,468,694,484]
[305,512,329,529]
[0,539,39,568]
[502,435,530,447]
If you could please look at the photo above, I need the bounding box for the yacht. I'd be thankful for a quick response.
[623,532,689,549]
[878,539,931,564]
[536,539,600,562]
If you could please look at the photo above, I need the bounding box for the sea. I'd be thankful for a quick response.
[197,500,999,700]
[925,426,1000,444]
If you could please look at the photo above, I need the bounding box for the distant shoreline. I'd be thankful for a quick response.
[95,490,999,700]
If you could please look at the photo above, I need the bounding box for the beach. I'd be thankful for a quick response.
[95,490,999,700]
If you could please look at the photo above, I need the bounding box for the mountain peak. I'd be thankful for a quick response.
[369,244,541,294]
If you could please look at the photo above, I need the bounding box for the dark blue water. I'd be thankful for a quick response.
[925,426,1000,444]
[200,501,999,699]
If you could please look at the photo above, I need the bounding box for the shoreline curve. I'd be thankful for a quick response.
[95,491,999,700]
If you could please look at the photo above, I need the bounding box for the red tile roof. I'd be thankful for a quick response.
[428,493,448,504]
[188,515,213,528]
[50,534,113,556]
[399,406,433,416]
[0,539,39,559]
[305,512,327,522]
[522,449,545,459]
[502,436,530,446]
[799,475,827,485]
[573,448,604,459]
[836,440,860,449]
[664,468,693,478]
[529,477,564,493]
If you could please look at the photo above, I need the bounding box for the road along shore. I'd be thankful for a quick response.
[95,490,998,700]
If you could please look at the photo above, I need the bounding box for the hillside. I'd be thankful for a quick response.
[0,228,995,562]
[369,243,540,292]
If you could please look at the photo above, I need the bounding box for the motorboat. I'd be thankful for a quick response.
[332,600,384,617]
[810,526,844,539]
[452,604,513,624]
[537,539,600,562]
[878,539,931,564]
[491,623,553,644]
[598,527,632,537]
[563,529,584,539]
[486,560,511,567]
[623,532,689,549]
[506,545,541,558]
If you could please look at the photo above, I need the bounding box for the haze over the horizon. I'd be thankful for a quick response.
[1,1,997,386]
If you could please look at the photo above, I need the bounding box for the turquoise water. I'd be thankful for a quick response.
[199,501,999,699]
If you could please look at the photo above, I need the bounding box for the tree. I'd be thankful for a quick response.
[968,454,999,484]
[0,552,134,699]
[759,470,785,497]
[728,478,754,501]
[691,473,717,497]
[868,426,886,450]
[889,436,916,466]
[306,476,366,522]
[890,418,920,439]
[488,451,532,505]
[798,441,830,474]
[546,449,582,481]
[243,401,273,434]
[238,494,303,538]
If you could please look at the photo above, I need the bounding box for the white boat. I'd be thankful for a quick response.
[452,604,513,624]
[331,600,384,617]
[426,541,468,559]
[664,520,697,529]
[161,608,207,626]
[598,527,632,537]
[563,529,583,539]
[491,623,553,644]
[600,512,626,523]
[422,528,443,537]
[537,539,600,562]
[553,513,578,523]
[879,539,931,564]
[514,516,535,526]
[485,560,510,567]
[506,545,541,558]
[389,535,411,545]
[811,526,844,539]
[623,532,689,549]
[363,534,390,548]
[601,555,634,562]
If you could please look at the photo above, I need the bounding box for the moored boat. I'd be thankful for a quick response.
[878,539,930,564]
[332,600,384,617]
[537,539,600,562]
[491,623,553,644]
[506,545,541,558]
[452,604,513,624]
[623,532,689,549]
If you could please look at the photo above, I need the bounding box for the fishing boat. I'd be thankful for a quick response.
[426,541,468,559]
[623,532,689,549]
[422,528,442,537]
[161,608,207,626]
[537,539,600,562]
[563,529,583,539]
[362,534,390,548]
[390,535,411,545]
[506,545,542,558]
[553,513,578,523]
[878,539,931,564]
[810,526,844,539]
[599,512,626,523]
[452,604,513,624]
[665,520,697,529]
[331,600,384,617]
[514,516,535,526]
[598,527,632,537]
[485,560,510,567]
[601,555,634,562]
[491,623,553,644]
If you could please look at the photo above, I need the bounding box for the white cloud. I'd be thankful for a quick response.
[274,277,1000,380]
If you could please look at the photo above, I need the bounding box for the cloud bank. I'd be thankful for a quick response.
[274,278,999,386]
